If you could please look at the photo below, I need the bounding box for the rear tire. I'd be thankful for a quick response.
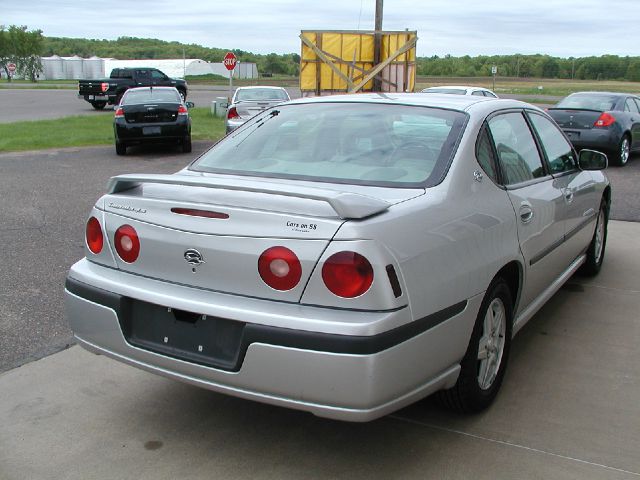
[578,198,608,276]
[182,135,192,153]
[612,134,630,166]
[91,101,107,110]
[439,278,513,413]
[115,141,127,156]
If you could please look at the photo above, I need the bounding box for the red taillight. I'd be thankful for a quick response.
[322,251,374,298]
[114,107,124,118]
[258,246,302,291]
[177,104,188,116]
[86,217,103,254]
[100,82,109,93]
[594,112,616,127]
[114,225,140,263]
[227,106,239,120]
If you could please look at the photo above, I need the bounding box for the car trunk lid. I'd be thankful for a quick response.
[99,173,422,302]
[547,108,603,130]
[122,103,180,124]
[234,100,282,120]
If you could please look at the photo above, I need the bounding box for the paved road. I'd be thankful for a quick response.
[0,86,301,123]
[0,143,211,372]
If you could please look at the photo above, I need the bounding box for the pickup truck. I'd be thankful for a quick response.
[78,68,188,110]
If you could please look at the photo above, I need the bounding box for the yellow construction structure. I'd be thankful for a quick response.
[300,30,417,96]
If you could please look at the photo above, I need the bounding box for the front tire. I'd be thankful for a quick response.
[579,199,608,276]
[613,134,630,166]
[439,278,513,413]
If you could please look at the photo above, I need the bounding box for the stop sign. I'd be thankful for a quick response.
[7,63,16,73]
[223,52,237,71]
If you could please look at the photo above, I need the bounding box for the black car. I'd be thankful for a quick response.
[114,87,192,156]
[547,92,640,166]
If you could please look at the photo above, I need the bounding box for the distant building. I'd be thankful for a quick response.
[38,56,259,80]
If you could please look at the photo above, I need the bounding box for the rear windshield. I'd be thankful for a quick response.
[190,102,467,187]
[423,88,467,95]
[123,89,181,104]
[235,88,289,102]
[556,94,617,111]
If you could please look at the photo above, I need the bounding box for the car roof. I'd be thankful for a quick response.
[567,91,633,98]
[287,92,528,113]
[126,86,178,92]
[235,86,287,91]
[425,85,485,90]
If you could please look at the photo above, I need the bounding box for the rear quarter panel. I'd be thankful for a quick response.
[334,120,522,325]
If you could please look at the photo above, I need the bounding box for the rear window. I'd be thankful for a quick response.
[191,102,467,187]
[236,88,289,102]
[123,89,181,104]
[556,94,617,111]
[110,69,133,79]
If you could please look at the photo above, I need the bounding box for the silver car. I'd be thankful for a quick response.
[66,94,610,422]
[225,86,290,133]
[422,85,499,98]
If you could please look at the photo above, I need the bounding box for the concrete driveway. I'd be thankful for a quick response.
[1,220,639,479]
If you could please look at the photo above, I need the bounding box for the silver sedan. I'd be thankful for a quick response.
[66,93,609,421]
[225,86,290,133]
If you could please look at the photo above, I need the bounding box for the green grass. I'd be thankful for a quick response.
[0,107,225,152]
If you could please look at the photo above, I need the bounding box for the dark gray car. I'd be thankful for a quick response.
[547,92,640,166]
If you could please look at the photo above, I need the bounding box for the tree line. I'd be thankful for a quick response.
[3,26,640,82]
[0,25,44,81]
[417,54,640,82]
[42,36,301,76]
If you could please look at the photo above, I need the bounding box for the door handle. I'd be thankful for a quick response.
[519,205,534,224]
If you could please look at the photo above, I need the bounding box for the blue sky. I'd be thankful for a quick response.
[3,0,639,58]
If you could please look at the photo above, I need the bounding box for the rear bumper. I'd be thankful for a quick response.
[65,258,480,421]
[78,94,116,103]
[562,127,620,152]
[115,119,190,144]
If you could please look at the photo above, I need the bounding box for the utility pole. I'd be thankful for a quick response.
[373,0,383,91]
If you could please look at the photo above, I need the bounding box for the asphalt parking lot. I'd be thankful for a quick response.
[1,99,639,478]
[0,85,301,123]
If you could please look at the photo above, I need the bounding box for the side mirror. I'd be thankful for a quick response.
[185,101,195,109]
[578,149,608,170]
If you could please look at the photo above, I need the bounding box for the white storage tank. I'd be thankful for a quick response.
[42,55,65,80]
[83,56,104,79]
[63,55,85,79]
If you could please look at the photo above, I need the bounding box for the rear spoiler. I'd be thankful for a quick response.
[106,173,390,220]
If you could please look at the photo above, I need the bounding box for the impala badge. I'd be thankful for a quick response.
[184,249,205,266]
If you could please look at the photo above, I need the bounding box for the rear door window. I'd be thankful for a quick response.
[488,112,546,186]
[476,126,499,183]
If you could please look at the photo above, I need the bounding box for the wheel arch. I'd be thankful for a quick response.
[492,260,523,322]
